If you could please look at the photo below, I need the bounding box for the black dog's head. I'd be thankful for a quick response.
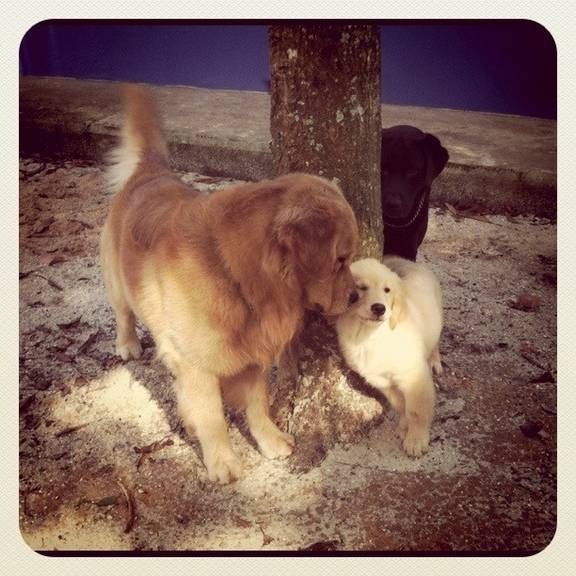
[381,125,449,261]
[381,125,449,220]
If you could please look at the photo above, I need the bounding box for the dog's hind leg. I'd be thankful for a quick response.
[101,229,142,361]
[102,266,142,361]
[113,306,142,361]
[223,366,295,459]
[429,344,443,375]
[397,366,435,457]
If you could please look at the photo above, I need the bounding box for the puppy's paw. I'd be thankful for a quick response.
[257,427,295,460]
[429,348,443,375]
[395,416,409,440]
[205,450,243,484]
[116,338,142,361]
[430,359,443,376]
[403,428,430,457]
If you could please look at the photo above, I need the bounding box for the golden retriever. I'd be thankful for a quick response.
[335,256,443,456]
[100,85,359,483]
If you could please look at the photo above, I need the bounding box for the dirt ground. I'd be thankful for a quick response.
[18,157,556,553]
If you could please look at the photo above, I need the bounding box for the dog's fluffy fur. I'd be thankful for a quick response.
[101,85,359,483]
[336,256,443,456]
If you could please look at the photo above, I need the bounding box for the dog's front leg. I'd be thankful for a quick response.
[380,385,409,439]
[175,364,242,484]
[398,367,435,457]
[366,376,409,440]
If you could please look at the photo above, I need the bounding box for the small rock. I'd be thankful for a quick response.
[30,216,55,236]
[520,420,544,439]
[299,540,340,552]
[57,316,82,330]
[95,495,119,507]
[39,254,67,267]
[19,394,36,413]
[21,162,45,177]
[28,370,51,390]
[541,272,556,286]
[530,370,556,384]
[510,293,541,311]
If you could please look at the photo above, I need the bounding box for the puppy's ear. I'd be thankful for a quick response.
[389,281,406,330]
[424,133,449,181]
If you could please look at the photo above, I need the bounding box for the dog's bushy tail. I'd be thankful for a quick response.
[106,84,170,192]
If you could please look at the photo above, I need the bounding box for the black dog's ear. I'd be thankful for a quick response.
[424,133,449,180]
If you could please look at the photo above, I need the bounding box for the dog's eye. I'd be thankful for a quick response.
[357,285,368,291]
[384,287,390,293]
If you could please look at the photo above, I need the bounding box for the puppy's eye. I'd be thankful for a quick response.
[357,285,368,291]
[384,287,390,293]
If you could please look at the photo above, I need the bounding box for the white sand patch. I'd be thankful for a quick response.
[50,366,172,447]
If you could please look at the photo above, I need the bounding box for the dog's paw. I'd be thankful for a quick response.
[429,348,443,375]
[116,338,142,361]
[396,416,409,440]
[430,359,443,376]
[402,428,430,457]
[257,427,295,460]
[205,450,243,484]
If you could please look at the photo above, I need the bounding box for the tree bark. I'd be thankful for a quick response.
[269,24,383,257]
[268,24,385,471]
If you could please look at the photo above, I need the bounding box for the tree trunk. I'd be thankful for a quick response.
[268,24,385,471]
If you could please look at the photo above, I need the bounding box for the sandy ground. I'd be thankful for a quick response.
[19,158,556,553]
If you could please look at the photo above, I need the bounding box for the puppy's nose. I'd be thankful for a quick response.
[348,290,359,305]
[371,303,386,317]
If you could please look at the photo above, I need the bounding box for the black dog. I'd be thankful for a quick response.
[381,125,449,261]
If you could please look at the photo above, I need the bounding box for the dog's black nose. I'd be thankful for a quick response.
[371,303,386,317]
[348,290,359,305]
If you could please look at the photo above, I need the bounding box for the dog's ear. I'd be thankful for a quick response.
[389,281,406,330]
[274,205,335,278]
[261,237,288,279]
[424,133,449,181]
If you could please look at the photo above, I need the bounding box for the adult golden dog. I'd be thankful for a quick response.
[100,85,359,483]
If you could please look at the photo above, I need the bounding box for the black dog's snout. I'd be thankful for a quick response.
[348,290,359,306]
[371,303,386,317]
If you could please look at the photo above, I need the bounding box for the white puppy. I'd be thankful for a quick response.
[336,256,443,456]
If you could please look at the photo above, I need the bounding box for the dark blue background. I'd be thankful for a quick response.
[19,21,556,119]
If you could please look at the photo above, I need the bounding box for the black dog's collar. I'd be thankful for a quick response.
[383,188,429,229]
